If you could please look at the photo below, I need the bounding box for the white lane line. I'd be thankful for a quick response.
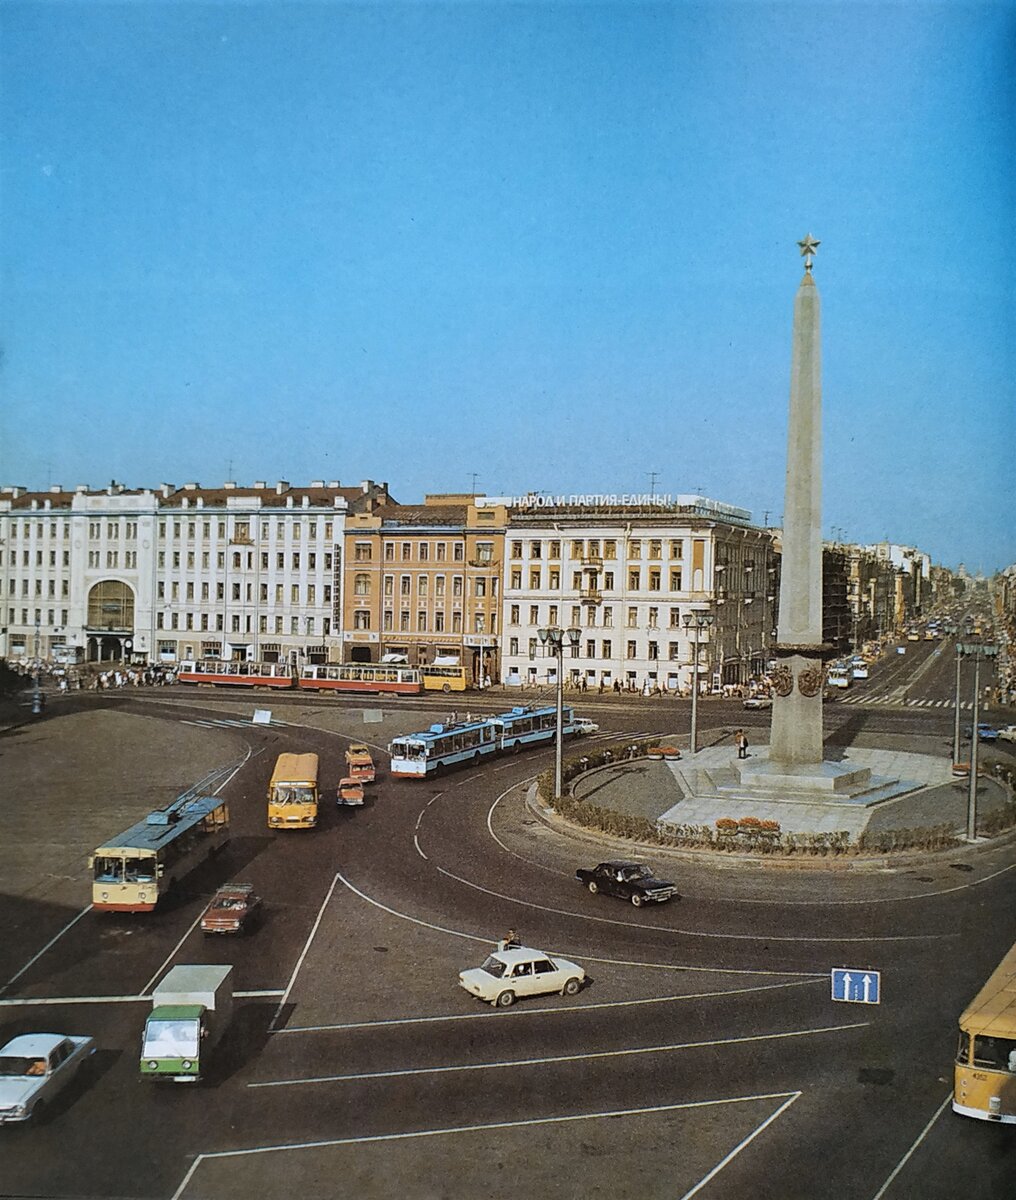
[335,871,823,978]
[274,978,823,1034]
[432,847,930,944]
[869,1092,952,1200]
[269,872,343,1031]
[170,1090,801,1199]
[140,909,209,997]
[679,1090,803,1200]
[0,988,285,1007]
[1,905,93,994]
[413,790,447,861]
[250,1023,865,1089]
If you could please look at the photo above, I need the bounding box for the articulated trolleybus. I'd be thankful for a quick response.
[90,794,229,912]
[954,939,1016,1123]
[388,705,575,779]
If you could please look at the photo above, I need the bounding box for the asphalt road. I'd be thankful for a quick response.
[1,647,1014,1200]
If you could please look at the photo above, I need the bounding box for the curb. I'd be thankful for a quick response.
[524,780,1016,873]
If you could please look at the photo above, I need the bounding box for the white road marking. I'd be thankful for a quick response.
[274,977,823,1034]
[1,904,93,993]
[140,909,211,997]
[869,1092,952,1200]
[0,988,285,1006]
[335,871,824,977]
[269,872,344,1030]
[251,1023,865,1089]
[679,1090,803,1199]
[170,1090,802,1200]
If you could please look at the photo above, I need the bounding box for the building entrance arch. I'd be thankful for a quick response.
[85,580,136,663]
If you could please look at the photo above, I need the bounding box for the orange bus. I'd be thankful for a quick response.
[954,939,1016,1122]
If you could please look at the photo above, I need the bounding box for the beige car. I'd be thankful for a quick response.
[459,946,585,1008]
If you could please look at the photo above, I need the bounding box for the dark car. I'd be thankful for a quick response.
[575,861,679,907]
[200,884,262,935]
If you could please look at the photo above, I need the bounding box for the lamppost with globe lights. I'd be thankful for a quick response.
[682,610,714,755]
[956,637,999,841]
[538,625,581,800]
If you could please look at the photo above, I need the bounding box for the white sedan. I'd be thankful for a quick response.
[0,1033,96,1124]
[571,717,600,735]
[459,946,586,1007]
[998,725,1016,743]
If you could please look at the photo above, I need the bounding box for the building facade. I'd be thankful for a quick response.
[497,496,777,693]
[340,496,507,684]
[0,479,389,666]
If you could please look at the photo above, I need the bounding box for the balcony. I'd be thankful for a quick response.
[579,588,603,604]
[581,555,603,567]
[468,558,499,569]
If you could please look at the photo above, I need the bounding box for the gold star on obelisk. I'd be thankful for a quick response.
[797,233,820,272]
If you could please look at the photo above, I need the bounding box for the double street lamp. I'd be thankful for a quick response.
[956,639,999,842]
[538,625,581,800]
[682,610,714,755]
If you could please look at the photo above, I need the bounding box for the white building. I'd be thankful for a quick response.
[0,479,389,666]
[494,495,777,693]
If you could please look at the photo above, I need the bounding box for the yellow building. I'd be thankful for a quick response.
[342,496,506,684]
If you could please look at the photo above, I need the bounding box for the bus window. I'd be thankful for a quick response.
[94,856,123,882]
[973,1036,1016,1071]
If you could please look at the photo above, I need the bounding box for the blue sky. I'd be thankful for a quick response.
[1,1,1013,571]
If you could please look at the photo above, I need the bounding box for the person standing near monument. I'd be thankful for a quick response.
[735,729,749,759]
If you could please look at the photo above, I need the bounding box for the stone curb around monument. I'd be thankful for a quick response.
[524,781,1016,873]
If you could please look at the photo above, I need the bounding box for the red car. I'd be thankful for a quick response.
[200,884,262,935]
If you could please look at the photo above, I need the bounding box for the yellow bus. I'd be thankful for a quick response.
[954,939,1016,1122]
[420,665,467,693]
[267,752,319,830]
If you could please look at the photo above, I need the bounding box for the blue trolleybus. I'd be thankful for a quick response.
[492,705,575,752]
[388,716,499,778]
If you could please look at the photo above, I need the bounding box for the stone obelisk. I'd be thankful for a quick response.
[769,234,827,766]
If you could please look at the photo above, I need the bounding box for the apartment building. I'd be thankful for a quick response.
[341,496,507,684]
[0,479,389,665]
[497,496,777,692]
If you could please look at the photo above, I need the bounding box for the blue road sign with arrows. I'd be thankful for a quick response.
[831,968,881,1005]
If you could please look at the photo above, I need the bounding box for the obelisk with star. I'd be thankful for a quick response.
[769,234,828,766]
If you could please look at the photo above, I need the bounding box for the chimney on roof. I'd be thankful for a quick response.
[75,485,88,494]
[254,481,267,489]
[310,480,324,488]
[223,481,237,490]
[49,485,62,493]
[160,483,175,498]
[183,482,199,491]
[361,479,373,493]
[328,480,340,488]
[276,481,289,495]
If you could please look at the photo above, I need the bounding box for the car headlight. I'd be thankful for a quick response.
[148,1061,158,1070]
[181,1060,192,1070]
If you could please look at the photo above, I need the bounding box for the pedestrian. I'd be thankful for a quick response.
[735,729,749,760]
[500,927,521,950]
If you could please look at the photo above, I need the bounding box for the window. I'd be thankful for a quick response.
[453,577,463,597]
[354,542,372,562]
[648,607,659,628]
[585,606,596,627]
[548,604,558,625]
[435,576,445,597]
[474,613,485,633]
[530,541,542,559]
[453,543,464,562]
[291,584,299,603]
[648,641,659,660]
[353,610,371,630]
[670,569,683,590]
[510,569,522,588]
[603,606,613,627]
[402,542,412,561]
[549,540,561,558]
[277,553,285,569]
[509,637,519,655]
[383,575,394,597]
[669,607,681,628]
[649,540,662,559]
[604,571,614,590]
[549,569,560,589]
[419,542,429,562]
[585,640,595,658]
[570,606,581,626]
[354,573,370,596]
[628,569,640,590]
[627,606,638,627]
[510,604,520,624]
[436,542,447,561]
[474,578,485,598]
[627,539,641,558]
[510,541,523,559]
[670,539,683,559]
[400,575,411,596]
[417,611,427,631]
[649,568,661,590]
[434,611,444,632]
[602,639,612,657]
[626,640,637,659]
[292,552,300,570]
[400,610,410,631]
[384,542,395,561]
[529,605,539,625]
[383,610,393,631]
[669,641,681,660]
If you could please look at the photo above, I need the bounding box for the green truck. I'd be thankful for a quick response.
[140,964,233,1083]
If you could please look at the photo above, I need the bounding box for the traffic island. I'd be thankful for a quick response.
[535,745,1016,863]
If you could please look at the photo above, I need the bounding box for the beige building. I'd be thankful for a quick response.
[341,496,507,684]
[496,496,777,693]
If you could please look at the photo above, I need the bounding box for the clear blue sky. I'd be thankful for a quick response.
[2,1,1013,571]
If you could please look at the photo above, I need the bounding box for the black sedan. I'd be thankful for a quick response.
[575,861,679,906]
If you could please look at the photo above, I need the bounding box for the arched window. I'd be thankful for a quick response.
[87,580,134,631]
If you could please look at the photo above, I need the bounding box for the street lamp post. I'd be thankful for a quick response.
[538,625,581,800]
[944,622,962,763]
[32,615,43,715]
[682,610,714,755]
[957,639,999,842]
